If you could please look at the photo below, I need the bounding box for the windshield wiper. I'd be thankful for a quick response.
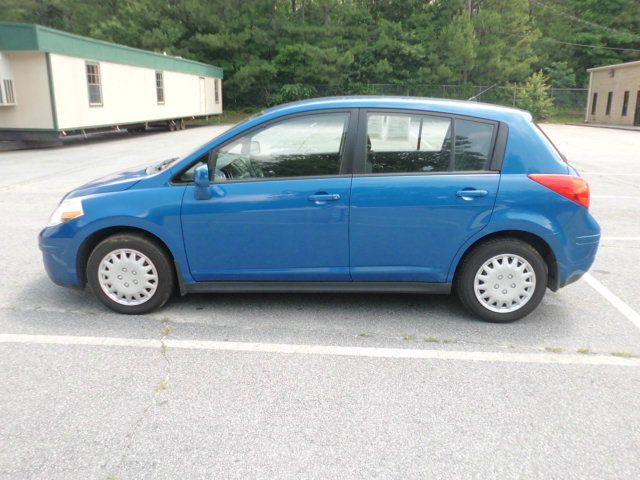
[146,157,178,175]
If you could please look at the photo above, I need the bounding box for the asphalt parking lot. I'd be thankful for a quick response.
[1,123,640,479]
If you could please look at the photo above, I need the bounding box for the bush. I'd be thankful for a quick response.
[267,84,317,106]
[516,71,554,120]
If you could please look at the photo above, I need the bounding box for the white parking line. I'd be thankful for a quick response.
[601,237,640,241]
[582,173,640,176]
[584,273,640,331]
[592,195,640,200]
[0,333,638,367]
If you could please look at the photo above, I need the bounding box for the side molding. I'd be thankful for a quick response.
[184,281,452,295]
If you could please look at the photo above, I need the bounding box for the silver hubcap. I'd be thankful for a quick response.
[98,249,158,306]
[474,254,536,313]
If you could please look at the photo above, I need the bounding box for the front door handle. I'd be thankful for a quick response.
[456,189,489,200]
[308,193,341,204]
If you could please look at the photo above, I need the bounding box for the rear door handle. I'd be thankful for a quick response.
[308,193,341,203]
[456,189,489,199]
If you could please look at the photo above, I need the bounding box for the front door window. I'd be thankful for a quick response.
[213,113,350,181]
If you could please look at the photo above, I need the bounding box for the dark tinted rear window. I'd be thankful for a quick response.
[454,119,495,171]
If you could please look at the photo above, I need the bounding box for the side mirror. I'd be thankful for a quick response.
[194,164,211,200]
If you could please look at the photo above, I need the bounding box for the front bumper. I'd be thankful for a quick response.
[39,228,83,288]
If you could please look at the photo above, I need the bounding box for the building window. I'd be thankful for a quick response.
[156,71,164,104]
[0,79,15,105]
[214,78,220,104]
[605,91,613,115]
[86,62,102,106]
[591,93,597,115]
[622,91,630,116]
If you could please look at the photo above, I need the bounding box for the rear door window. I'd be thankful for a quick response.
[364,112,496,173]
[366,113,452,173]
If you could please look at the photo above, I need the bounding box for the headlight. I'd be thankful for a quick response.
[48,197,85,227]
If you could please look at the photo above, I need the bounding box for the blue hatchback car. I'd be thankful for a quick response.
[39,97,600,322]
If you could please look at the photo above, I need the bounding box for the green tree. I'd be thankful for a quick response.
[425,13,478,84]
[545,61,576,88]
[532,0,640,86]
[2,0,638,109]
[516,71,554,120]
[472,0,540,84]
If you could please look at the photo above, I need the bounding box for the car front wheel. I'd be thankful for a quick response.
[456,238,547,323]
[87,234,174,314]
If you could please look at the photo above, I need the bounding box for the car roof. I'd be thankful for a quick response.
[262,96,532,123]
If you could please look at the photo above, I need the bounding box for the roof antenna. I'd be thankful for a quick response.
[467,84,497,102]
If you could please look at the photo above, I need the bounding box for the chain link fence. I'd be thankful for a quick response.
[312,84,587,111]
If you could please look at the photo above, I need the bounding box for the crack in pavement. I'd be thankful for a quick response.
[110,319,173,480]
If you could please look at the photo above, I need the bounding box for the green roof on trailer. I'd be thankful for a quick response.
[0,22,223,78]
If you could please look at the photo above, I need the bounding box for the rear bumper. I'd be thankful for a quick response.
[556,231,600,289]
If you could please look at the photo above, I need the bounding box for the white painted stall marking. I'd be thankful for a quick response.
[582,173,640,176]
[592,195,640,200]
[584,273,640,331]
[0,333,638,367]
[601,237,640,241]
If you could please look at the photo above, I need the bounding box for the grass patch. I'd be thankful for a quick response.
[545,108,584,124]
[190,110,257,126]
[610,351,640,359]
[358,332,371,338]
[544,347,563,353]
[402,334,417,341]
[155,380,169,392]
[422,336,440,343]
[163,325,172,337]
[577,348,591,354]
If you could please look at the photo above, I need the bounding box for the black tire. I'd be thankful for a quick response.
[87,234,174,314]
[455,238,547,323]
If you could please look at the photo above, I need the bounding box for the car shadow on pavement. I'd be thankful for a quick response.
[7,276,97,314]
[156,290,580,350]
[9,276,584,352]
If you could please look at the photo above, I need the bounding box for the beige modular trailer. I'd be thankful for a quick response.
[586,60,640,127]
[0,22,223,144]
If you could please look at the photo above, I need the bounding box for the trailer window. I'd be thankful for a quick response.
[3,80,14,104]
[86,62,102,106]
[214,79,220,104]
[156,71,165,104]
[0,79,15,105]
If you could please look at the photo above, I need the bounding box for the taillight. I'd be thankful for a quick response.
[528,174,590,209]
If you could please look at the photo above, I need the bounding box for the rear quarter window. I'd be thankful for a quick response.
[454,119,495,171]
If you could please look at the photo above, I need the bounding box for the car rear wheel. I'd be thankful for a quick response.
[456,238,547,323]
[87,234,174,314]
